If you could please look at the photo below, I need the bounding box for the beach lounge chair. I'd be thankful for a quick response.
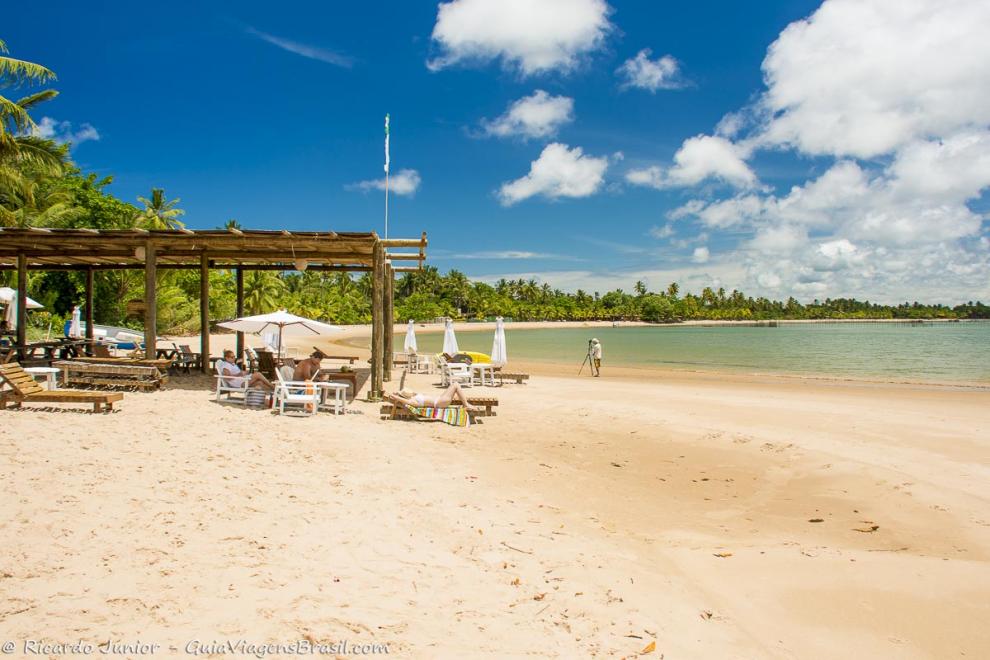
[380,396,498,422]
[214,361,254,404]
[0,362,123,412]
[273,367,320,417]
[494,372,530,385]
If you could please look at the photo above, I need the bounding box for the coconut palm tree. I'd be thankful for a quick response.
[136,187,185,230]
[0,38,57,148]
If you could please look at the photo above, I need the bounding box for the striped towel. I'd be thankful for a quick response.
[405,405,471,427]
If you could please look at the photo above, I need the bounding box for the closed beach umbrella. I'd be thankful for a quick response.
[404,319,417,353]
[442,318,459,355]
[1,287,43,327]
[218,309,342,356]
[491,316,507,367]
[68,306,82,338]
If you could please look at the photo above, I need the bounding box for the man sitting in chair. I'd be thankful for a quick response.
[218,350,273,390]
[386,383,481,412]
[292,349,327,382]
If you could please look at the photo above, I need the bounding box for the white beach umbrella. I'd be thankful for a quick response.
[404,319,417,353]
[1,287,43,328]
[442,318,459,355]
[218,309,342,356]
[68,305,82,338]
[491,316,507,367]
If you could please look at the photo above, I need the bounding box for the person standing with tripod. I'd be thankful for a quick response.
[590,337,602,377]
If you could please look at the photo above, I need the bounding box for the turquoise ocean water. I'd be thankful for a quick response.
[413,322,990,384]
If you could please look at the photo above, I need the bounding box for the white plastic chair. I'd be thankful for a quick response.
[441,362,473,388]
[215,361,251,404]
[274,367,320,416]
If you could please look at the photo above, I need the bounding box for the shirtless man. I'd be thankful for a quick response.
[293,350,327,381]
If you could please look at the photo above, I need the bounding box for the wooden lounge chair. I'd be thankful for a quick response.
[380,396,498,420]
[0,362,123,412]
[494,372,530,385]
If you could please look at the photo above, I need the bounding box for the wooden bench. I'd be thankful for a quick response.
[495,372,530,384]
[380,396,498,420]
[0,362,123,413]
[53,360,168,391]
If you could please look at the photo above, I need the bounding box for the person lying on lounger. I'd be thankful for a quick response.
[219,350,273,390]
[386,383,481,412]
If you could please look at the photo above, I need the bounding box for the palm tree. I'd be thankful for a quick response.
[136,188,185,230]
[0,39,57,151]
[243,271,286,314]
[666,282,680,298]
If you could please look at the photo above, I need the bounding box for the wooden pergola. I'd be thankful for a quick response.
[0,227,428,400]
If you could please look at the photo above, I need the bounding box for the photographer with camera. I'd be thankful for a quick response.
[590,338,602,376]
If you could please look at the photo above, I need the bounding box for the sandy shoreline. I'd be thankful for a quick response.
[1,327,988,657]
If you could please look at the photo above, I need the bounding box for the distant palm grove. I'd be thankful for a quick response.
[2,40,988,336]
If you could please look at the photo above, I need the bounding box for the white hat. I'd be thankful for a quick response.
[591,337,599,343]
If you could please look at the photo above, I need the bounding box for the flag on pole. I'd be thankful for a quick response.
[384,113,390,173]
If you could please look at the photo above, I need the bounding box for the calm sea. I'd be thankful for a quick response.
[414,321,990,384]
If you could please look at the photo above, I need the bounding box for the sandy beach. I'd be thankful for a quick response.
[1,326,988,658]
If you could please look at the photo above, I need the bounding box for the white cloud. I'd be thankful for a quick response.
[498,143,609,205]
[616,49,685,92]
[245,26,353,67]
[649,223,675,239]
[754,0,990,158]
[428,0,612,75]
[632,0,990,303]
[691,246,710,263]
[626,135,757,189]
[481,90,574,139]
[346,169,421,196]
[34,117,100,147]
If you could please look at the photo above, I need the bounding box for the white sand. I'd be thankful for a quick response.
[1,327,988,657]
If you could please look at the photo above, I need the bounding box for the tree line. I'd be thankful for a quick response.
[2,39,987,336]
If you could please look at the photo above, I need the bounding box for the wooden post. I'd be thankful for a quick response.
[370,241,385,400]
[235,267,244,361]
[16,253,27,360]
[144,242,157,359]
[199,252,210,373]
[383,261,394,381]
[85,268,95,356]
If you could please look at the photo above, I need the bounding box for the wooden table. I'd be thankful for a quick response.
[53,360,169,391]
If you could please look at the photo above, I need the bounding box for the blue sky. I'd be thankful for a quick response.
[8,0,990,303]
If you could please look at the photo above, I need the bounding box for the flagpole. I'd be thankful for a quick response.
[384,113,390,239]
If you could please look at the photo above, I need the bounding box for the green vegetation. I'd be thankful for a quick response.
[2,39,987,336]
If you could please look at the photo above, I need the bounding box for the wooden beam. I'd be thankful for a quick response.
[16,253,27,360]
[85,268,95,355]
[0,263,377,272]
[379,238,425,248]
[144,242,157,359]
[200,252,210,373]
[384,262,394,381]
[235,267,244,361]
[369,241,385,400]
